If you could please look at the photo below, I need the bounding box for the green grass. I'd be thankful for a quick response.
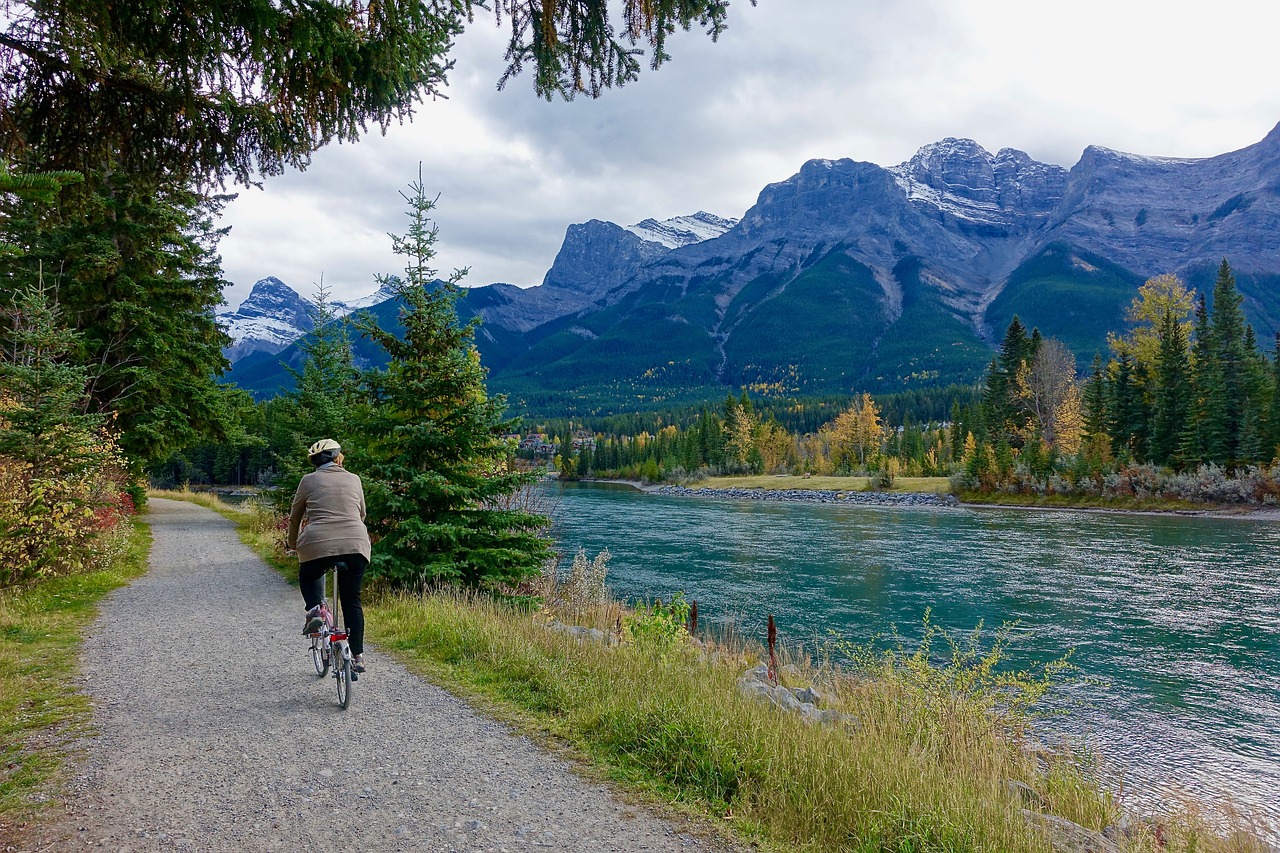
[209,490,1275,852]
[0,518,151,831]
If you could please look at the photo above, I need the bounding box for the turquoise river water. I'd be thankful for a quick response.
[548,482,1280,825]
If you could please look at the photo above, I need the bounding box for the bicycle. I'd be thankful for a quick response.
[306,562,357,709]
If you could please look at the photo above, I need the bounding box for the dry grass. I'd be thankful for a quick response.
[698,474,952,494]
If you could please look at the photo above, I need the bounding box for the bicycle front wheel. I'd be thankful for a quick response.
[335,650,353,709]
[311,638,330,676]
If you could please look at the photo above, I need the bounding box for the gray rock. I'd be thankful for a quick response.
[770,688,805,713]
[792,686,822,706]
[1006,779,1045,809]
[1022,810,1121,853]
[736,678,774,703]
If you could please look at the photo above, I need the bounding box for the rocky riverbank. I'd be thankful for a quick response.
[652,485,960,508]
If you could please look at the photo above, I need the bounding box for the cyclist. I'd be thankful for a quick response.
[286,439,372,673]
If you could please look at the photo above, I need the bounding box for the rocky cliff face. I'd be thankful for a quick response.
[461,214,736,335]
[226,125,1280,411]
[217,277,317,362]
[1044,123,1280,277]
[478,123,1280,407]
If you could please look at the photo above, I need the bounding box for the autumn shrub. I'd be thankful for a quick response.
[0,284,139,588]
[0,431,138,587]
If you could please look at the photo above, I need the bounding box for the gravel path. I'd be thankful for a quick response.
[22,499,734,853]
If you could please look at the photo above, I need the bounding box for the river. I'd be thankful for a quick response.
[548,482,1280,826]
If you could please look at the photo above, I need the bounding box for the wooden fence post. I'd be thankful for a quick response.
[767,614,779,686]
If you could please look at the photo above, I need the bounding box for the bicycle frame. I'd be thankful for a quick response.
[307,563,356,707]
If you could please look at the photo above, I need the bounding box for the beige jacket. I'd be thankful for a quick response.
[286,464,372,563]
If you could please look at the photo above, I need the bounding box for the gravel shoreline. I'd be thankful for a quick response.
[15,499,736,853]
[652,485,960,508]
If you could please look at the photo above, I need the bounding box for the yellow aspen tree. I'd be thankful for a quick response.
[1053,384,1085,456]
[757,421,795,473]
[1107,274,1195,375]
[850,392,885,467]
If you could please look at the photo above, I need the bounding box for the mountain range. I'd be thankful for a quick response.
[223,124,1280,415]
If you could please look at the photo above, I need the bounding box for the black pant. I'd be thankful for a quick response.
[299,554,368,656]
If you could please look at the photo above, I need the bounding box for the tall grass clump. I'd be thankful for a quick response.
[371,590,1078,852]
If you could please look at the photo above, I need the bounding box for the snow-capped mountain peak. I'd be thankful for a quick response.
[625,211,739,249]
[218,276,401,363]
[888,138,1068,227]
[331,279,401,316]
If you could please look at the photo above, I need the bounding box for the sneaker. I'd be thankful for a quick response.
[352,655,366,673]
[302,606,324,636]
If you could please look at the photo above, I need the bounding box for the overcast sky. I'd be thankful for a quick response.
[217,0,1280,309]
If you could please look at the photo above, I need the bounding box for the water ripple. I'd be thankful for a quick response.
[550,484,1280,825]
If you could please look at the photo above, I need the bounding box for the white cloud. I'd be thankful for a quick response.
[217,0,1280,308]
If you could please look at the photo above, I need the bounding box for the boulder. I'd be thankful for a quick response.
[1022,810,1121,853]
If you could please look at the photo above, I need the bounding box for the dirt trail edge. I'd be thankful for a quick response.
[26,498,733,853]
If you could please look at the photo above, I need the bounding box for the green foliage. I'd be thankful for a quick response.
[1,1,745,187]
[0,284,138,586]
[355,173,551,591]
[500,0,748,100]
[0,283,102,477]
[0,171,236,465]
[622,592,691,656]
[268,281,360,508]
[0,160,82,259]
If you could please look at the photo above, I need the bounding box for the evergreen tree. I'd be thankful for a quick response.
[1150,309,1191,466]
[949,399,965,464]
[2,1,746,186]
[1178,294,1213,467]
[0,282,103,478]
[1082,354,1109,445]
[0,173,236,464]
[1204,259,1248,465]
[272,281,361,504]
[983,316,1036,447]
[354,173,551,590]
[1266,334,1280,461]
[1109,351,1146,461]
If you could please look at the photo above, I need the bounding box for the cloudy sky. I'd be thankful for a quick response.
[217,0,1280,309]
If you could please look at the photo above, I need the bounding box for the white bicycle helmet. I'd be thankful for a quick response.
[308,438,341,457]
[307,438,342,466]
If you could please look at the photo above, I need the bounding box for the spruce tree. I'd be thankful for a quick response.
[1150,309,1191,466]
[983,316,1036,447]
[0,282,103,478]
[1109,350,1143,461]
[0,173,235,464]
[1178,294,1213,467]
[1082,354,1110,445]
[1266,334,1280,461]
[1204,259,1248,465]
[272,281,360,506]
[354,174,551,591]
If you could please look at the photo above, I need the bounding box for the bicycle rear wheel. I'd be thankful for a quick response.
[335,645,353,709]
[311,637,330,676]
